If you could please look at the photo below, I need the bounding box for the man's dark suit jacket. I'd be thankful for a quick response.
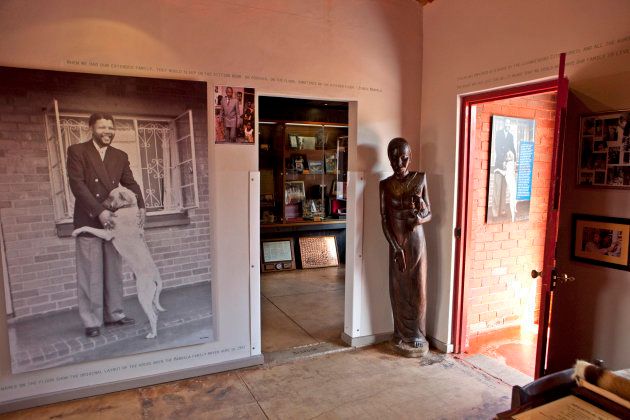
[67,140,145,229]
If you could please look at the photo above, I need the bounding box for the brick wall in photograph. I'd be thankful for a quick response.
[0,68,211,320]
[465,92,556,337]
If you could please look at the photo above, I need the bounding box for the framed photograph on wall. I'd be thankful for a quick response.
[486,115,536,224]
[577,110,630,188]
[571,213,630,271]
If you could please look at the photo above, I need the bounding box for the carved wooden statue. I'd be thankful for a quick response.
[379,137,432,357]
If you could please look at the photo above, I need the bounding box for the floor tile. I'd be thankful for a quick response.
[261,296,319,353]
[1,388,143,420]
[239,343,511,420]
[139,372,266,419]
[261,266,344,298]
[267,289,344,343]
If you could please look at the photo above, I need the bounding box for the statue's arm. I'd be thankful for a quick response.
[418,174,432,224]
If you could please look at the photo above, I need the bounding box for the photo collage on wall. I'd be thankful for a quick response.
[578,111,630,187]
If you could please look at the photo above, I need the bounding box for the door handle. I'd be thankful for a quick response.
[531,268,575,289]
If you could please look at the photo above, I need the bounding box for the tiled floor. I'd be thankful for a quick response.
[466,324,538,380]
[1,344,513,419]
[2,267,523,418]
[261,266,345,354]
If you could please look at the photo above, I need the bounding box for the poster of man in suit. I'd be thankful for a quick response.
[0,67,214,374]
[214,85,255,144]
[487,115,536,224]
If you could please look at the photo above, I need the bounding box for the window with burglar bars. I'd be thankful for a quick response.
[44,100,199,222]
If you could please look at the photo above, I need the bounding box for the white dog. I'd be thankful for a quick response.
[72,186,164,338]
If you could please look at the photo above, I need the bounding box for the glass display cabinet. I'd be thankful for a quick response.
[259,122,348,224]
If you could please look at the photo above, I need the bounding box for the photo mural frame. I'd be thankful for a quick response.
[571,213,630,271]
[577,110,630,188]
[0,66,259,412]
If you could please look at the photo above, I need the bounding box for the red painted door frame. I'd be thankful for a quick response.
[453,60,567,375]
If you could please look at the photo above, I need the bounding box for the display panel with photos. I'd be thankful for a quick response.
[0,67,214,375]
[571,213,630,271]
[578,110,630,188]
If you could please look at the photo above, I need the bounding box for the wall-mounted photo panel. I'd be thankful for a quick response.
[486,115,536,224]
[0,67,260,411]
[578,110,630,188]
[214,85,255,144]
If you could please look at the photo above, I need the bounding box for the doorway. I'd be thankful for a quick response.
[257,96,350,362]
[453,81,561,383]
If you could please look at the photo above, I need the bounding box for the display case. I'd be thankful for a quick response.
[259,122,348,224]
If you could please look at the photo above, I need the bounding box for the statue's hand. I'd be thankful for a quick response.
[394,248,406,272]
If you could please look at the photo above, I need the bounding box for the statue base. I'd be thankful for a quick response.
[390,337,429,358]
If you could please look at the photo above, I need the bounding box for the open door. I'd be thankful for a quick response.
[453,54,570,380]
[533,53,569,378]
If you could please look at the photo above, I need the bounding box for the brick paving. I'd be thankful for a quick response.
[8,282,213,374]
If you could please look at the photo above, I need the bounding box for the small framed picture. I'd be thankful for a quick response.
[325,152,337,174]
[571,213,630,271]
[284,180,305,204]
[289,134,298,149]
[298,136,317,150]
[309,160,324,174]
[289,153,308,174]
[261,238,296,272]
[578,110,630,188]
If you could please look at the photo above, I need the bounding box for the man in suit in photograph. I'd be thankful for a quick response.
[220,86,241,142]
[494,118,516,170]
[67,113,145,337]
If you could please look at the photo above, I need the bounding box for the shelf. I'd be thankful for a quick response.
[258,107,348,224]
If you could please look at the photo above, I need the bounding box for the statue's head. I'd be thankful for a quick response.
[388,137,411,178]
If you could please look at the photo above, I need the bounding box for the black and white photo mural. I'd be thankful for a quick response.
[0,67,214,374]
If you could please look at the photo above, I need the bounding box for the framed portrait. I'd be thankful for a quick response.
[289,154,308,174]
[577,110,630,188]
[571,213,630,271]
[486,115,536,224]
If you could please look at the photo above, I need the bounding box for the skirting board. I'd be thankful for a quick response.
[341,332,392,348]
[428,336,453,353]
[342,332,453,353]
[0,354,264,414]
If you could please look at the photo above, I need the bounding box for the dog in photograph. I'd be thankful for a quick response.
[72,186,165,338]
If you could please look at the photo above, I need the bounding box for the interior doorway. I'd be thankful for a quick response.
[257,96,349,362]
[453,81,562,383]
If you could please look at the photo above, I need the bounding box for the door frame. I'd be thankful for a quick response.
[254,94,362,353]
[452,79,562,359]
